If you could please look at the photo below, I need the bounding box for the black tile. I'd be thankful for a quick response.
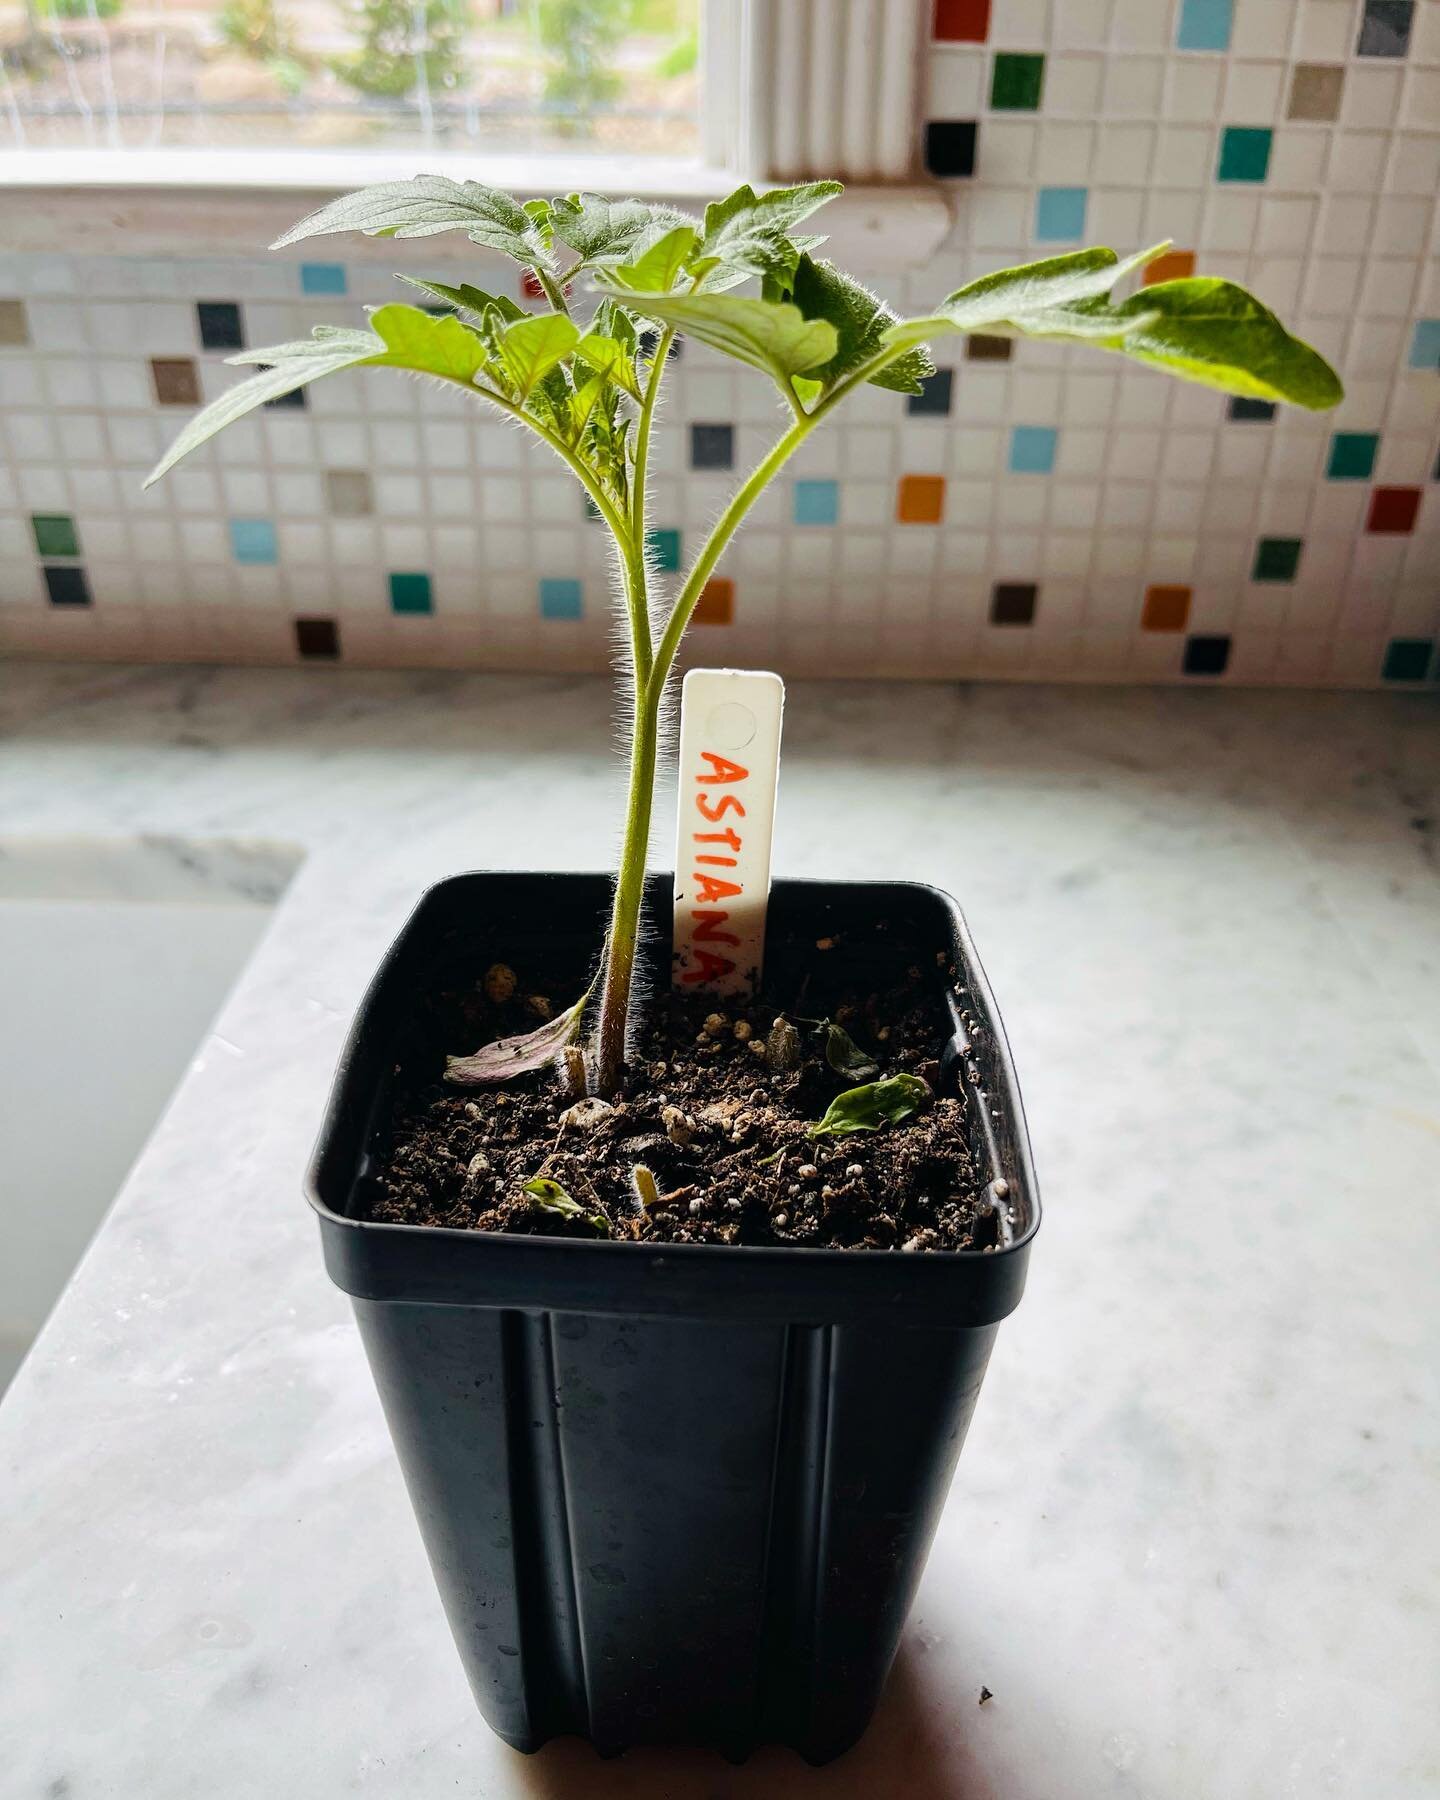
[1184,633,1231,675]
[908,370,954,416]
[638,328,682,361]
[259,369,307,410]
[197,301,244,351]
[43,565,91,607]
[925,120,978,178]
[295,616,340,659]
[690,423,735,469]
[1228,396,1276,422]
[966,334,1012,362]
[991,581,1037,626]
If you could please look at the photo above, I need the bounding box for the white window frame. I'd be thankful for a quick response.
[0,1,947,263]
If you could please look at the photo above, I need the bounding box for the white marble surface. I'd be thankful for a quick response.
[1,664,1438,1800]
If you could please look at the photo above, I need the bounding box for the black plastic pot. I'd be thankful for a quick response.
[307,872,1039,1765]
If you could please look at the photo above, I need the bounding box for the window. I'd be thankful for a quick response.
[1,0,700,157]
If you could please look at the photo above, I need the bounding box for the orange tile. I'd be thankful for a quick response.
[1142,584,1192,632]
[897,475,946,524]
[693,577,734,625]
[1142,250,1196,287]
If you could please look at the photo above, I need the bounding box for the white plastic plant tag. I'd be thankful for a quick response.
[672,667,785,996]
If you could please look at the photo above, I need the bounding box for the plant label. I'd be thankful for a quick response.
[672,667,785,996]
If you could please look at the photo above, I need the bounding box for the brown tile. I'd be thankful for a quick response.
[1142,584,1192,632]
[897,475,946,523]
[1288,62,1345,122]
[966,334,1012,361]
[324,469,373,516]
[1143,250,1197,287]
[0,299,28,346]
[151,357,201,406]
[693,577,734,625]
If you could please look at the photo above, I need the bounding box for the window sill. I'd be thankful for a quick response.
[0,148,952,270]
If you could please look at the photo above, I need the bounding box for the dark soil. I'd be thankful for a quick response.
[359,921,1000,1253]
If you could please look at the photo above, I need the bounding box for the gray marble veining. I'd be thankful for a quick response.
[0,665,1437,1799]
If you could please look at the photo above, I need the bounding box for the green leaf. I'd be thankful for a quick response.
[882,245,1342,412]
[779,254,934,396]
[395,275,525,324]
[497,312,581,399]
[361,302,490,382]
[573,331,640,399]
[605,224,699,295]
[521,1177,611,1236]
[822,1021,880,1082]
[942,242,1166,330]
[807,1074,931,1138]
[445,992,588,1085]
[145,332,383,485]
[147,302,507,486]
[696,180,843,288]
[549,192,697,267]
[271,174,550,267]
[590,288,836,387]
[1056,279,1344,410]
[880,243,1167,361]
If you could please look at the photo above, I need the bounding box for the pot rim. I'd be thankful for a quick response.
[305,870,1041,1280]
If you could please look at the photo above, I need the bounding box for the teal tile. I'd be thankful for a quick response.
[647,528,681,571]
[300,262,348,296]
[389,571,433,614]
[539,577,583,620]
[1218,126,1273,182]
[1326,432,1379,480]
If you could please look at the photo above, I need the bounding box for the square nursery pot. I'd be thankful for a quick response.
[308,872,1040,1765]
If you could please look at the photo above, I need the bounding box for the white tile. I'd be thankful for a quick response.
[1303,255,1364,317]
[1110,0,1169,50]
[990,0,1051,47]
[1054,427,1107,477]
[1051,0,1111,48]
[1222,59,1285,121]
[1156,125,1215,187]
[1088,189,1147,244]
[926,48,986,114]
[1093,123,1156,184]
[373,473,425,516]
[1371,197,1431,258]
[1402,68,1440,128]
[1258,196,1318,255]
[1341,66,1405,129]
[986,121,1044,184]
[1266,128,1331,191]
[1202,191,1262,253]
[1294,0,1352,61]
[1044,53,1104,113]
[1102,55,1165,117]
[1328,132,1391,194]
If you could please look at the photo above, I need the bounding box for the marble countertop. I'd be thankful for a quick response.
[2,664,1437,1800]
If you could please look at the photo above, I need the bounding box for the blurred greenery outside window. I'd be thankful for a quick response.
[0,0,701,155]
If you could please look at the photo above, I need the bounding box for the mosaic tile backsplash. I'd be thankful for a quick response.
[2,1,1439,685]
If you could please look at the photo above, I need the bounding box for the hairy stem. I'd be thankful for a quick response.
[591,680,660,1095]
[534,267,571,317]
[585,342,915,1096]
